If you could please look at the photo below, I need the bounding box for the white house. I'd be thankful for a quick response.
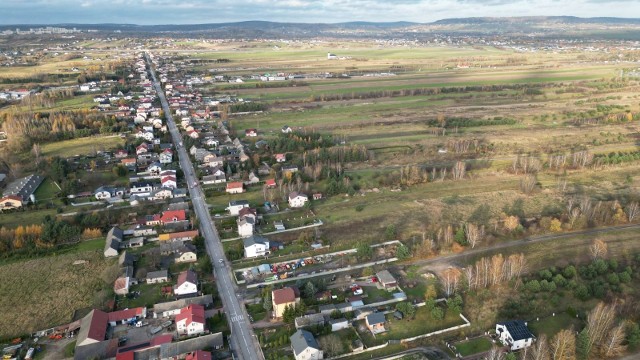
[227,200,250,215]
[496,320,535,351]
[243,235,269,258]
[159,150,173,164]
[175,304,206,336]
[291,329,323,360]
[237,217,255,237]
[174,270,198,297]
[94,186,124,200]
[203,153,224,167]
[226,182,244,194]
[288,192,308,208]
[130,182,154,196]
[202,167,226,185]
[161,176,177,189]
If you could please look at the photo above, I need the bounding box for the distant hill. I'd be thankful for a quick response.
[432,16,640,25]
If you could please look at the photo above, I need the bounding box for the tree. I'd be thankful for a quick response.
[589,239,608,260]
[526,334,550,360]
[356,242,373,260]
[586,302,618,357]
[384,224,397,240]
[395,302,416,319]
[602,323,626,358]
[303,281,317,299]
[626,202,639,222]
[551,330,576,360]
[464,223,484,249]
[549,218,562,232]
[282,304,295,324]
[520,174,537,195]
[430,306,444,320]
[424,284,437,301]
[449,294,463,313]
[503,215,520,232]
[577,328,591,360]
[263,292,272,312]
[318,334,344,357]
[441,267,462,296]
[396,244,411,260]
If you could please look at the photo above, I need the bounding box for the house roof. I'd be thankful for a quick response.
[153,295,213,315]
[108,307,145,322]
[366,312,386,326]
[2,174,44,202]
[229,200,249,207]
[0,195,22,202]
[376,270,396,285]
[175,304,205,327]
[238,207,257,218]
[147,270,168,279]
[290,329,320,356]
[114,277,129,292]
[265,179,276,187]
[498,320,534,341]
[243,235,269,248]
[226,181,243,189]
[186,350,212,360]
[272,287,297,305]
[160,210,186,223]
[177,270,198,286]
[77,309,109,345]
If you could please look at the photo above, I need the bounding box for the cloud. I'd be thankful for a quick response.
[0,0,639,25]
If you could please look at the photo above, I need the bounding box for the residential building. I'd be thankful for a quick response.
[376,270,398,290]
[186,350,212,360]
[104,227,124,257]
[76,309,109,347]
[496,320,535,351]
[245,129,258,137]
[237,217,255,237]
[282,125,292,134]
[153,295,213,318]
[243,235,270,258]
[0,195,23,210]
[174,270,198,297]
[176,304,206,336]
[146,270,169,284]
[290,329,323,360]
[108,307,146,326]
[365,313,386,334]
[272,287,300,318]
[227,200,250,215]
[160,209,187,224]
[329,318,349,332]
[2,174,44,203]
[226,182,244,194]
[288,192,308,208]
[275,153,286,163]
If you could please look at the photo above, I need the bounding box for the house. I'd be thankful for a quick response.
[274,221,285,231]
[2,174,44,203]
[115,149,129,159]
[329,318,349,332]
[265,179,276,188]
[202,167,226,185]
[290,329,323,360]
[94,186,124,200]
[313,193,323,201]
[203,153,224,167]
[496,320,535,351]
[243,235,270,258]
[175,304,206,336]
[136,143,149,155]
[145,214,162,226]
[146,270,169,284]
[121,158,137,169]
[108,307,147,326]
[161,242,198,263]
[237,217,255,237]
[159,149,173,164]
[227,200,250,216]
[376,270,398,290]
[151,187,173,200]
[272,287,300,318]
[148,162,163,176]
[282,165,299,175]
[245,129,258,137]
[238,207,257,221]
[157,230,199,242]
[161,176,177,189]
[160,209,186,224]
[153,295,213,318]
[76,309,109,347]
[104,227,124,257]
[365,313,386,334]
[246,172,259,185]
[275,153,286,163]
[0,195,22,210]
[186,350,212,360]
[288,192,308,208]
[282,125,292,134]
[174,270,198,297]
[226,182,244,194]
[130,182,154,196]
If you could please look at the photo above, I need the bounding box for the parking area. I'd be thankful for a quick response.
[111,318,175,346]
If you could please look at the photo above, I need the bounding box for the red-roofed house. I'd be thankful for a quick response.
[174,270,198,297]
[175,304,206,336]
[160,210,186,224]
[161,175,177,189]
[136,143,149,155]
[265,179,276,188]
[115,149,129,159]
[77,309,109,347]
[108,307,147,326]
[115,334,172,360]
[245,129,258,137]
[186,350,212,360]
[275,153,286,163]
[272,287,300,318]
[226,182,244,194]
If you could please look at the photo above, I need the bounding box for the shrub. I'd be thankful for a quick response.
[574,284,590,301]
[553,274,567,287]
[539,269,553,280]
[526,280,541,293]
[563,265,577,278]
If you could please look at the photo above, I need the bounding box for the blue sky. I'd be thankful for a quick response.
[1,0,639,25]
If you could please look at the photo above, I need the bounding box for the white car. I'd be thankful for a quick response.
[219,259,224,264]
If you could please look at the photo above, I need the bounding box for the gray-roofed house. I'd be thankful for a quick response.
[365,313,386,334]
[153,294,213,318]
[3,174,44,203]
[294,313,325,329]
[290,329,323,360]
[104,226,124,257]
[376,270,398,290]
[496,320,535,350]
[146,270,169,284]
[329,318,349,332]
[243,235,270,258]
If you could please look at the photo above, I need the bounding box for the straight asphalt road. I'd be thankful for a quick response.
[145,53,262,360]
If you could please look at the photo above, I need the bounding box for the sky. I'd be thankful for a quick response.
[1,0,639,25]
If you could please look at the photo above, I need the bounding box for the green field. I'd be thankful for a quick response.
[528,313,582,338]
[454,337,493,357]
[41,135,124,158]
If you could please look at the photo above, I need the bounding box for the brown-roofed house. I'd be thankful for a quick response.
[77,309,109,347]
[272,287,300,318]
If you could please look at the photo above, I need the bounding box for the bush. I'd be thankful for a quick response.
[553,274,567,287]
[563,265,577,278]
[619,271,632,283]
[355,204,365,212]
[607,273,620,285]
[526,280,541,293]
[539,269,553,281]
[574,284,590,301]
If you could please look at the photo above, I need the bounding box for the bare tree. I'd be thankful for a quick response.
[452,161,466,181]
[441,267,462,297]
[550,329,576,360]
[520,174,537,195]
[586,302,618,356]
[589,239,608,260]
[463,266,475,290]
[465,223,483,249]
[485,347,505,360]
[602,323,627,358]
[318,334,344,357]
[527,334,550,360]
[626,202,639,222]
[490,254,505,286]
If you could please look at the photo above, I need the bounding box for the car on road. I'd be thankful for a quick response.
[219,259,224,264]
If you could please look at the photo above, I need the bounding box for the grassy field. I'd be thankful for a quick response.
[454,337,493,357]
[0,249,117,338]
[0,208,59,229]
[41,135,124,158]
[528,313,582,338]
